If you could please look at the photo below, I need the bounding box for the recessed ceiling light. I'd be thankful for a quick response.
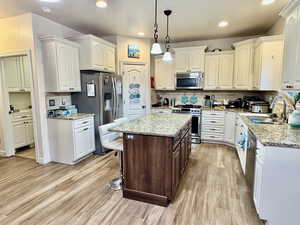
[96,0,107,8]
[40,0,60,3]
[262,0,275,5]
[218,21,229,28]
[138,32,145,36]
[42,6,51,13]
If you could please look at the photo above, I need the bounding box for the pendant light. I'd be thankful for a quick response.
[151,0,162,55]
[162,10,173,62]
[96,0,107,8]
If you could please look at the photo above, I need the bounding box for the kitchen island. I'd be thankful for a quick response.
[111,113,192,206]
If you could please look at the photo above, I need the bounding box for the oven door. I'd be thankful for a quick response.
[191,115,201,143]
[176,73,203,89]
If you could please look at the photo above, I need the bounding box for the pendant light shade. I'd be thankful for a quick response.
[162,10,173,62]
[162,51,173,62]
[151,0,162,55]
[96,0,107,8]
[151,43,163,55]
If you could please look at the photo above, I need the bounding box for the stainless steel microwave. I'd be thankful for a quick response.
[175,72,204,90]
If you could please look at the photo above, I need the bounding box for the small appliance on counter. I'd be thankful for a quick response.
[251,103,270,113]
[48,105,78,118]
[163,98,170,106]
[289,102,300,128]
[204,95,212,107]
[225,98,243,109]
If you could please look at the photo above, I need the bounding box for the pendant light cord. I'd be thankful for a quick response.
[165,13,171,50]
[153,0,159,43]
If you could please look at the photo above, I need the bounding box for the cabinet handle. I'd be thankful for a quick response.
[69,88,75,91]
[82,121,88,124]
[19,89,25,92]
[83,128,89,131]
[210,121,216,123]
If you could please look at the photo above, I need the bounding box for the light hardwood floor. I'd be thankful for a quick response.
[16,148,36,160]
[0,144,262,225]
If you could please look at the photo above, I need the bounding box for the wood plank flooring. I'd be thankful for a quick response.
[16,148,36,160]
[0,144,262,225]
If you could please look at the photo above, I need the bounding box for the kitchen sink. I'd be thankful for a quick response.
[247,116,285,125]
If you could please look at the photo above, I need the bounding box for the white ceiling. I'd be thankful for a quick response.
[0,0,288,41]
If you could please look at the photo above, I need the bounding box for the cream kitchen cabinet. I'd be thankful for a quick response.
[233,39,255,90]
[2,55,31,92]
[48,116,95,165]
[224,111,237,145]
[204,51,234,90]
[174,46,206,73]
[154,56,175,90]
[253,36,283,91]
[41,37,81,92]
[70,35,116,73]
[12,119,34,149]
[280,2,300,90]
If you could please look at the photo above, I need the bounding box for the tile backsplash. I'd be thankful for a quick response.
[154,90,277,105]
[46,93,72,110]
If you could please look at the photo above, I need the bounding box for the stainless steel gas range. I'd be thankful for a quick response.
[172,105,201,144]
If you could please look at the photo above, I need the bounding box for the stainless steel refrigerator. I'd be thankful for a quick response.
[71,71,123,155]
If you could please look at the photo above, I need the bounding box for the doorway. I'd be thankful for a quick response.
[121,62,149,119]
[0,52,37,161]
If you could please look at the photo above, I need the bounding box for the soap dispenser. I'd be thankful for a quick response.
[289,102,300,128]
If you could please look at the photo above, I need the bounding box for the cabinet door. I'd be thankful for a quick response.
[57,43,80,92]
[189,50,205,72]
[253,45,262,90]
[254,159,263,215]
[172,145,181,198]
[13,121,27,148]
[219,53,234,89]
[234,45,253,89]
[282,7,299,89]
[25,120,34,145]
[104,47,116,72]
[155,57,175,90]
[204,55,219,89]
[74,126,92,161]
[2,56,22,91]
[175,51,189,72]
[21,55,32,91]
[224,112,236,144]
[92,42,105,68]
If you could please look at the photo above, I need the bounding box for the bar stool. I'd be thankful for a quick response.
[99,122,123,191]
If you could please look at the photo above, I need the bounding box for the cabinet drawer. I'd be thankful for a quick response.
[201,132,224,141]
[74,117,94,129]
[203,111,225,117]
[202,125,224,133]
[202,119,224,126]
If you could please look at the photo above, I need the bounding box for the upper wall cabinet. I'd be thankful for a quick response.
[280,1,300,90]
[2,55,31,92]
[174,46,206,73]
[154,56,175,90]
[253,36,284,91]
[70,35,116,73]
[41,37,81,92]
[204,51,234,90]
[233,39,255,90]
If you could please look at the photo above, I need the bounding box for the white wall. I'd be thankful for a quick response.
[267,17,285,35]
[0,13,82,163]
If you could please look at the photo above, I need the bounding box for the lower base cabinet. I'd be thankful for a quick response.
[11,113,34,149]
[48,116,95,165]
[123,120,192,207]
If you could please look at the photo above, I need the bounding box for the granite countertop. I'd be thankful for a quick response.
[240,115,300,149]
[110,113,192,137]
[48,113,95,121]
[202,107,249,113]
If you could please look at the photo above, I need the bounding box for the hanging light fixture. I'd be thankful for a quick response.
[151,0,162,55]
[96,0,107,8]
[162,10,173,62]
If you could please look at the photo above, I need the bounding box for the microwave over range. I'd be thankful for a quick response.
[175,72,204,90]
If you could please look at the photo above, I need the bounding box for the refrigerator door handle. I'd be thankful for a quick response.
[112,76,117,120]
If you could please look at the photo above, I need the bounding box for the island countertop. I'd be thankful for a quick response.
[110,113,192,137]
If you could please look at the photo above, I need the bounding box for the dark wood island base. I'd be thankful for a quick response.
[122,120,192,207]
